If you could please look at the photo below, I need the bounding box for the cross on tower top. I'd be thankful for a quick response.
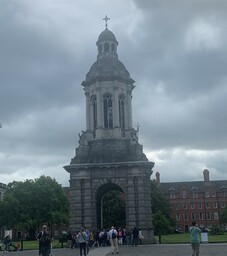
[103,15,110,29]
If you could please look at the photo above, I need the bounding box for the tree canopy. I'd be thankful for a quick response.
[0,176,69,239]
[221,206,227,224]
[102,190,126,229]
[151,180,173,221]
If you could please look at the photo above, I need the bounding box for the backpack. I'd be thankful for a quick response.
[112,231,117,239]
[40,232,51,245]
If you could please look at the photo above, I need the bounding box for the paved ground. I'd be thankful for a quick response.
[1,243,227,256]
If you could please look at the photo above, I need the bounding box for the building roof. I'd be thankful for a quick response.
[160,180,227,194]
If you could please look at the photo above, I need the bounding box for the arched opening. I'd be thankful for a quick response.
[118,94,125,129]
[103,93,113,128]
[96,183,126,229]
[104,42,110,53]
[90,95,97,129]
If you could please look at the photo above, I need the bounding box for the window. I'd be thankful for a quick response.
[214,212,219,220]
[182,191,186,198]
[213,202,218,209]
[198,202,203,209]
[118,95,125,128]
[206,212,211,220]
[221,201,225,208]
[175,203,179,210]
[103,93,113,128]
[192,192,198,198]
[183,203,187,210]
[205,191,210,198]
[191,212,196,221]
[206,202,210,209]
[176,213,180,221]
[199,212,203,220]
[184,213,188,221]
[223,192,227,198]
[191,202,195,209]
[170,192,176,199]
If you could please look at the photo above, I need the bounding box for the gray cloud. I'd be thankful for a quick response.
[0,0,226,186]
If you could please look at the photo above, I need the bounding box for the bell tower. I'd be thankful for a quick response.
[65,17,155,243]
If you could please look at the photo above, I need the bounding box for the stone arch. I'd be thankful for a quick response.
[96,182,125,229]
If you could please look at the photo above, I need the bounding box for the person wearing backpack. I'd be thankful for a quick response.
[37,225,52,256]
[108,226,119,254]
[77,227,88,256]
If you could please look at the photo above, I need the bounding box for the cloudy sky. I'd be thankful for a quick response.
[0,0,227,187]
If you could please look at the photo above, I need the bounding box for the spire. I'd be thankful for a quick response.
[102,15,110,29]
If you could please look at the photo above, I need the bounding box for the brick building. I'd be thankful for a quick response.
[158,169,227,232]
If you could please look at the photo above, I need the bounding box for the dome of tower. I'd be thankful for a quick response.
[97,28,118,43]
[84,56,133,84]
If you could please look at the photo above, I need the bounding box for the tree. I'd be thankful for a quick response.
[152,211,171,243]
[102,190,126,228]
[0,176,69,239]
[150,180,175,227]
[221,206,227,223]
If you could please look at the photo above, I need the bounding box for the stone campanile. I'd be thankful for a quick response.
[64,17,155,242]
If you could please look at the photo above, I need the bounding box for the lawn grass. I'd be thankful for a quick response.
[13,239,66,250]
[12,233,227,250]
[155,233,227,244]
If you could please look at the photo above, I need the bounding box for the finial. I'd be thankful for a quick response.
[103,15,110,29]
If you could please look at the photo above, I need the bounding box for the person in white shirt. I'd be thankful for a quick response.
[108,226,119,254]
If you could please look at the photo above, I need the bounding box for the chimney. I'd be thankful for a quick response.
[156,171,160,185]
[203,169,210,182]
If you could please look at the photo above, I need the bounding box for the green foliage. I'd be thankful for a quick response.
[0,176,69,238]
[210,225,224,235]
[152,211,171,234]
[150,180,175,226]
[221,206,227,224]
[102,190,126,228]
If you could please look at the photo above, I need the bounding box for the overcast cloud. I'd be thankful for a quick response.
[0,0,226,186]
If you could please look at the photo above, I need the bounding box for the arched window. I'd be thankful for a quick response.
[103,93,113,128]
[119,94,125,129]
[104,42,109,53]
[111,43,115,53]
[90,95,97,129]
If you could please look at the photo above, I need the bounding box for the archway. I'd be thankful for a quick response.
[96,183,126,229]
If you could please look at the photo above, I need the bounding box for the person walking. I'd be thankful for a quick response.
[37,225,52,256]
[189,221,201,256]
[108,226,119,254]
[132,227,139,246]
[77,227,88,256]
